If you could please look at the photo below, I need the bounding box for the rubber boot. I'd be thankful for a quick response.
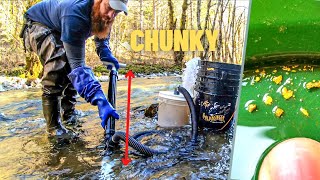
[61,84,80,125]
[42,95,77,140]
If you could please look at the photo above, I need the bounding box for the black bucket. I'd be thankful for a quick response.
[195,61,241,131]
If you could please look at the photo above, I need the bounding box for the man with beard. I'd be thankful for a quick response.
[20,0,128,139]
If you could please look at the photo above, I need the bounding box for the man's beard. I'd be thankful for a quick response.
[91,0,114,39]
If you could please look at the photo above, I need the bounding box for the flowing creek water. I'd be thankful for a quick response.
[0,76,233,179]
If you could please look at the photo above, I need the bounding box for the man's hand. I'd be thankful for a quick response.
[99,47,119,70]
[95,37,120,70]
[97,100,120,129]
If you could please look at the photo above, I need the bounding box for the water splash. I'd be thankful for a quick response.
[182,58,200,97]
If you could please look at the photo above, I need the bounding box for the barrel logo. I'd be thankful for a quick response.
[202,113,225,123]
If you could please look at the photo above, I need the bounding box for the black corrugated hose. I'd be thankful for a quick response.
[177,86,198,144]
[111,131,166,156]
[110,86,198,157]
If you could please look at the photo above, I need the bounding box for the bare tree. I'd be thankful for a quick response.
[196,0,201,30]
[200,0,213,61]
[209,0,221,61]
[139,0,143,60]
[167,0,189,66]
[153,0,156,29]
[168,0,176,30]
[174,0,189,66]
[231,0,237,63]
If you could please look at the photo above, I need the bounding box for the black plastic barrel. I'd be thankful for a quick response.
[194,61,241,131]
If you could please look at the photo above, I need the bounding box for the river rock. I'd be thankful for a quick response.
[118,74,126,80]
[0,84,4,92]
[98,76,109,82]
[144,103,158,118]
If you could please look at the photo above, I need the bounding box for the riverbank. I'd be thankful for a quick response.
[0,72,181,92]
[1,62,183,92]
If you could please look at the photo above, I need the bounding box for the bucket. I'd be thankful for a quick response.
[158,91,190,127]
[195,61,241,131]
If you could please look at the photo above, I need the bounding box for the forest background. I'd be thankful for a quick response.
[0,0,248,80]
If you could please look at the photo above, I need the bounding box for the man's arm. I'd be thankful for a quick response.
[64,42,119,129]
[63,42,85,70]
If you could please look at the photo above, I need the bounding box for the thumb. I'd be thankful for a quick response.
[111,110,120,119]
[107,64,113,70]
[115,62,120,70]
[101,120,106,129]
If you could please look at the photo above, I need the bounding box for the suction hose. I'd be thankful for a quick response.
[104,63,167,157]
[177,86,198,144]
[107,87,198,156]
[111,131,166,156]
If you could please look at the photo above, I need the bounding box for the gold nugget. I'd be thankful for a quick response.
[263,95,273,105]
[273,106,284,117]
[255,76,261,82]
[281,87,293,100]
[300,107,309,117]
[273,75,283,85]
[248,104,257,113]
[306,81,320,89]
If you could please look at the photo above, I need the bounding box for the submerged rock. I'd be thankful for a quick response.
[0,84,4,92]
[0,76,41,92]
[145,103,158,118]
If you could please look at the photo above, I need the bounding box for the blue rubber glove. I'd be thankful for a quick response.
[68,67,119,129]
[94,91,120,128]
[94,37,119,70]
